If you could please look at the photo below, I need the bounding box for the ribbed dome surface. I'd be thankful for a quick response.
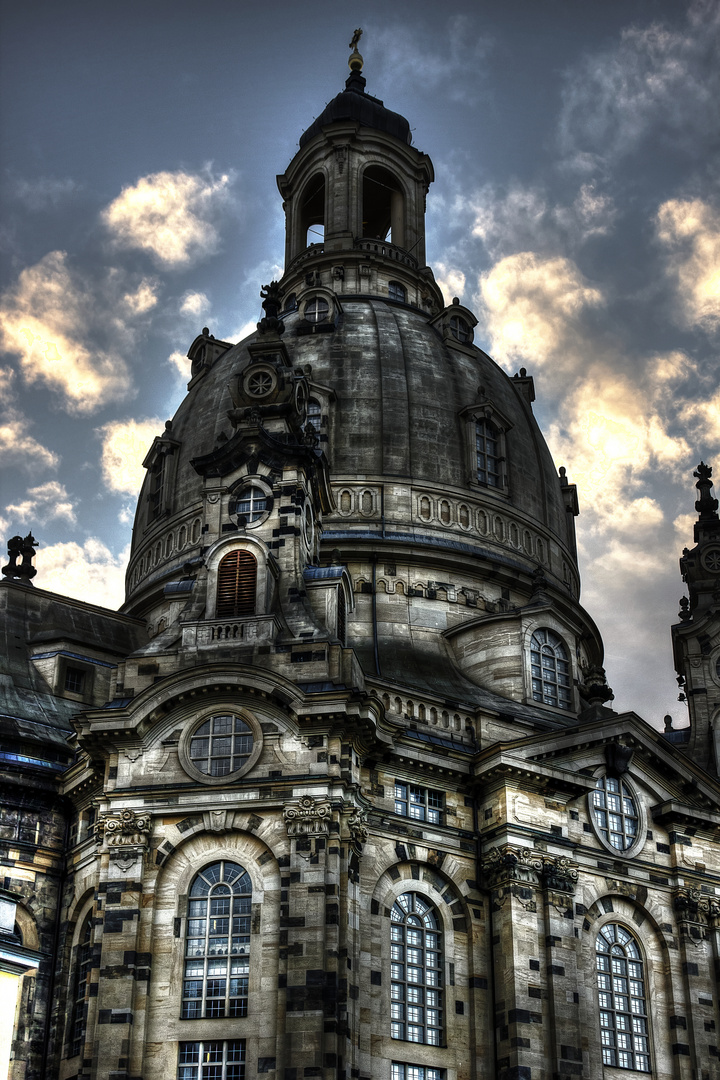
[299,72,411,147]
[135,299,569,549]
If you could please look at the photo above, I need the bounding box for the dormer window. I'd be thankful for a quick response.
[388,281,406,303]
[449,315,471,343]
[64,667,85,694]
[305,297,329,323]
[530,628,572,710]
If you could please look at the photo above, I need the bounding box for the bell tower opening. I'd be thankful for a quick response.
[362,166,404,247]
[298,173,326,250]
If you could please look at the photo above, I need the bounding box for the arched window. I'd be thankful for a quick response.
[182,861,252,1020]
[148,453,167,521]
[449,315,471,343]
[307,398,322,424]
[390,892,443,1046]
[388,281,406,303]
[530,628,572,710]
[596,924,650,1072]
[304,297,329,324]
[298,173,325,250]
[71,913,93,1057]
[592,776,639,851]
[363,166,404,246]
[216,551,257,618]
[476,419,501,487]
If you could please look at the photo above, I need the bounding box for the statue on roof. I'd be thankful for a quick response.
[2,532,38,584]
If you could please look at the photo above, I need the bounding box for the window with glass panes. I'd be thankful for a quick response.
[71,913,93,1057]
[234,485,268,523]
[305,297,329,323]
[530,628,571,710]
[592,776,639,851]
[475,419,500,486]
[392,1066,444,1080]
[389,281,406,302]
[182,862,251,1020]
[189,715,254,778]
[178,1041,246,1080]
[596,924,650,1072]
[394,782,443,825]
[390,892,443,1046]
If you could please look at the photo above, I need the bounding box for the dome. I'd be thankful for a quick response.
[125,298,578,610]
[299,70,411,148]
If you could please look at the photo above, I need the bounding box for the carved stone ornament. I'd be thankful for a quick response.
[604,742,633,778]
[673,886,720,943]
[347,807,369,852]
[101,808,151,848]
[481,843,578,895]
[283,795,331,837]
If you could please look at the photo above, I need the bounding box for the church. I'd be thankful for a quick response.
[2,36,720,1080]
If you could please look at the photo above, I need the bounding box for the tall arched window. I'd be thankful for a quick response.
[216,551,257,618]
[530,628,572,710]
[390,892,443,1046]
[182,861,252,1020]
[596,924,650,1072]
[475,419,500,486]
[71,913,93,1057]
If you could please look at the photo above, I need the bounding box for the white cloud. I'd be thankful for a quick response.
[35,538,129,609]
[0,251,135,413]
[433,262,466,306]
[122,278,159,315]
[656,198,720,331]
[477,252,603,369]
[5,481,76,526]
[223,319,257,344]
[167,350,192,380]
[180,291,210,317]
[559,5,720,166]
[96,417,164,496]
[468,182,616,259]
[102,169,233,268]
[366,16,493,100]
[0,407,59,471]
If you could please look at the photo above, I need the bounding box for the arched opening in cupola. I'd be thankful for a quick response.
[298,172,326,249]
[362,166,405,247]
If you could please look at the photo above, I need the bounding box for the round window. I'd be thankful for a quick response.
[305,297,329,324]
[244,368,276,398]
[591,775,640,853]
[303,503,314,551]
[179,711,262,784]
[230,484,271,525]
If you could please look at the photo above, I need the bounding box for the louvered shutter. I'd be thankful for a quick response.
[216,550,257,617]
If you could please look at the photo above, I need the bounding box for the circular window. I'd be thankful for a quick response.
[305,297,329,324]
[591,775,640,852]
[701,547,720,574]
[230,484,271,525]
[244,368,276,398]
[179,711,262,784]
[449,315,471,343]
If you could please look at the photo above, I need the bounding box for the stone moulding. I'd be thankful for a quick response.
[283,795,331,836]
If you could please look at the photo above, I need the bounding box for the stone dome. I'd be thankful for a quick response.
[299,70,411,148]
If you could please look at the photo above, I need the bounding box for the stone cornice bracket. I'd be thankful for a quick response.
[673,886,720,944]
[283,795,332,837]
[99,807,151,849]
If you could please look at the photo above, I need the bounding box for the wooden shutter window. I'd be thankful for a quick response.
[216,550,257,618]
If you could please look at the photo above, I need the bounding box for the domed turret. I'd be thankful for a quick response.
[123,51,606,726]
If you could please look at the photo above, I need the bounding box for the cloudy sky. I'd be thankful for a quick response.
[1,0,718,730]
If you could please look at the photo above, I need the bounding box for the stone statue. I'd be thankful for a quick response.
[2,532,38,583]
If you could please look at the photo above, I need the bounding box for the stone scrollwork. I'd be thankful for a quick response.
[283,795,331,837]
[101,808,151,848]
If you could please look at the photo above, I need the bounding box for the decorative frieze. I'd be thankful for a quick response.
[100,808,151,848]
[482,843,578,895]
[674,886,720,942]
